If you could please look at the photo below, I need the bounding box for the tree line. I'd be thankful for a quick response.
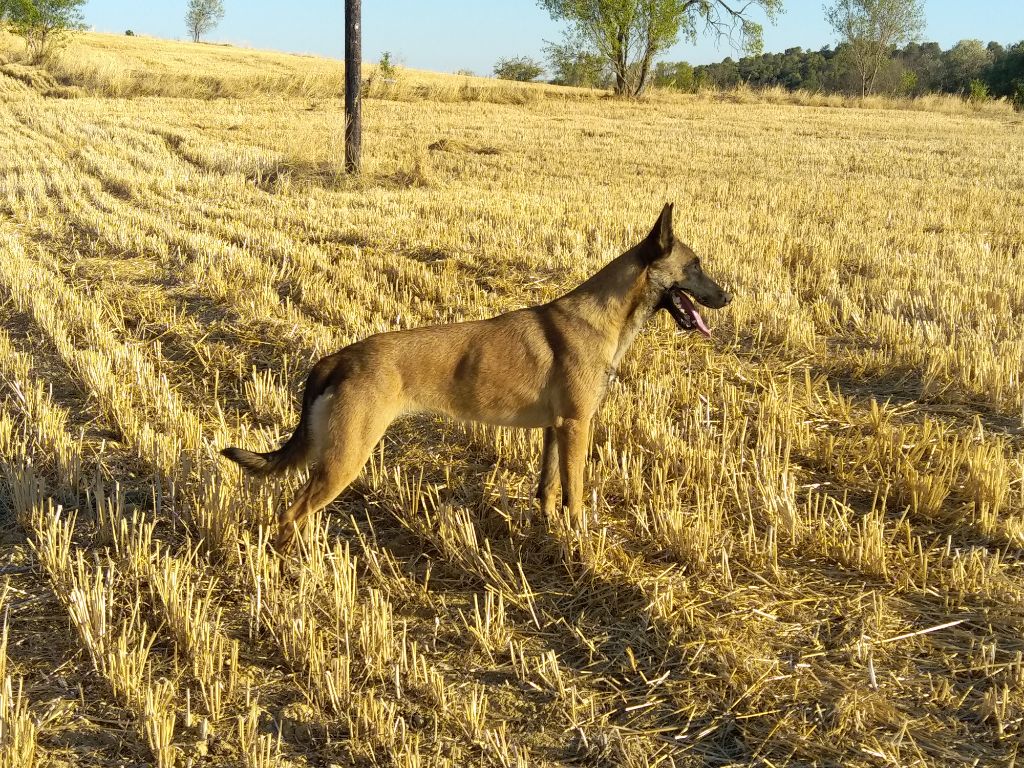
[492,0,1024,109]
[500,37,1024,108]
[658,40,1024,104]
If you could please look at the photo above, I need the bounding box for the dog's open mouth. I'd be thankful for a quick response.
[664,288,711,338]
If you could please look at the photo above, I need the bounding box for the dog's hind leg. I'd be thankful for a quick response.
[536,427,561,517]
[274,480,315,552]
[274,460,366,552]
[274,388,397,552]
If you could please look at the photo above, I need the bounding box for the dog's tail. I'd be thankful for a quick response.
[221,354,340,477]
[221,430,307,476]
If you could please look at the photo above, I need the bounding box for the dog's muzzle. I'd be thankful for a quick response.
[660,287,712,338]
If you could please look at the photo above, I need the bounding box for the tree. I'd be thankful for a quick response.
[545,42,610,87]
[984,40,1024,104]
[493,56,544,82]
[824,0,925,97]
[898,41,943,93]
[653,60,695,90]
[800,48,834,91]
[377,51,397,80]
[2,0,85,62]
[539,0,782,97]
[943,39,991,93]
[186,0,224,43]
[695,56,740,88]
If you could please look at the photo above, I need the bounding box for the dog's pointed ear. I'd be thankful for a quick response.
[642,203,674,263]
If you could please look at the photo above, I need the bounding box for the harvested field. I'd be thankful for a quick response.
[0,31,1023,768]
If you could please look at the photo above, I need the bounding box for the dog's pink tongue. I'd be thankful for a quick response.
[692,308,712,338]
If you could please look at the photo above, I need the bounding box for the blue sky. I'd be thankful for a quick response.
[83,1,1024,74]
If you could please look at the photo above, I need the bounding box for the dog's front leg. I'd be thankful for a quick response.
[556,419,589,523]
[536,427,561,517]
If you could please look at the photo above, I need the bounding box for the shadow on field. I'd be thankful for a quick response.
[325,418,769,764]
[815,362,1024,440]
[773,546,1024,765]
[321,411,1024,765]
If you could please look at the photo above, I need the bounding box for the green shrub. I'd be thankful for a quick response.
[4,0,87,62]
[899,70,918,97]
[378,51,396,80]
[493,56,543,82]
[968,79,989,103]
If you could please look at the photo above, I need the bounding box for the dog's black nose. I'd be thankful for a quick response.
[720,291,732,306]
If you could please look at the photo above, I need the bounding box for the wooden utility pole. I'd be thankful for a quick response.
[344,0,361,173]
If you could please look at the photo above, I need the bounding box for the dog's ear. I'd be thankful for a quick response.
[642,203,674,263]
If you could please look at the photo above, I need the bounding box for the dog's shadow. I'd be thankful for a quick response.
[309,418,756,763]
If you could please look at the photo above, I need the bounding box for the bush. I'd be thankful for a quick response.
[378,51,396,80]
[1013,81,1024,112]
[899,70,918,97]
[546,43,610,88]
[968,78,989,103]
[125,29,134,36]
[4,0,87,62]
[493,56,543,82]
[654,61,697,92]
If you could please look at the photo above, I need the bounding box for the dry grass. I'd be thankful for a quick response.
[4,30,1013,116]
[1,30,598,103]
[0,29,1023,768]
[651,83,1017,116]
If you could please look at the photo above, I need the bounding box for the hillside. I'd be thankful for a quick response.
[0,30,598,101]
[0,30,1023,768]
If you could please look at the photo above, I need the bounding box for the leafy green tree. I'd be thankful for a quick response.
[2,0,85,61]
[697,56,741,88]
[943,39,991,93]
[898,68,917,95]
[538,0,782,97]
[377,51,397,79]
[825,0,925,97]
[871,54,908,94]
[800,48,833,91]
[778,47,805,88]
[663,38,1023,103]
[984,41,1024,104]
[652,60,695,91]
[545,42,610,87]
[967,78,989,103]
[898,41,943,93]
[186,0,224,43]
[493,56,544,82]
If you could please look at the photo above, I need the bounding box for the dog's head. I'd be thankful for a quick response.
[640,203,731,338]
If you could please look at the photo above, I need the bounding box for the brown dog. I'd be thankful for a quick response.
[223,204,731,551]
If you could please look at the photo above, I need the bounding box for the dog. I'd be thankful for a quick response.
[222,204,732,551]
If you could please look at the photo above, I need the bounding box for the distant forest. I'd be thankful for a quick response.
[653,40,1024,103]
